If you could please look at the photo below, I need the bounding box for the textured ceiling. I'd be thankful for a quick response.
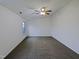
[0,0,72,19]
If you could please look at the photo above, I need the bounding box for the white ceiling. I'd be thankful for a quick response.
[0,0,72,19]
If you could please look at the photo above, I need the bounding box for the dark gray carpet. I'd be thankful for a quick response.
[5,37,79,59]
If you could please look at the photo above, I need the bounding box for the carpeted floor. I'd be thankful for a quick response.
[5,37,79,59]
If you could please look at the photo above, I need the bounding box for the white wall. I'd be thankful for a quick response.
[0,5,28,59]
[51,0,79,54]
[27,16,52,36]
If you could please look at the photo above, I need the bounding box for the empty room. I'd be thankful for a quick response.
[0,0,79,59]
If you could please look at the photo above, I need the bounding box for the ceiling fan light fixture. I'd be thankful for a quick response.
[41,7,47,12]
[40,7,52,16]
[40,12,46,15]
[40,7,48,16]
[41,8,45,11]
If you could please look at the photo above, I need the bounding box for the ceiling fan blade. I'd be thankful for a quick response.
[32,11,40,14]
[46,10,52,12]
[34,10,39,12]
[46,13,50,15]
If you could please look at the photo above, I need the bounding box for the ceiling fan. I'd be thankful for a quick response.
[40,7,52,16]
[19,7,52,16]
